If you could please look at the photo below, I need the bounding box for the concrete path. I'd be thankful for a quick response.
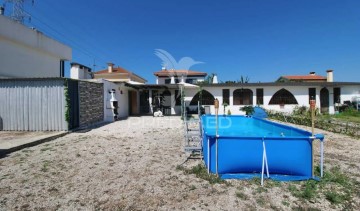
[0,131,67,155]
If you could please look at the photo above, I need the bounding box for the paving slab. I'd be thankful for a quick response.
[0,131,67,155]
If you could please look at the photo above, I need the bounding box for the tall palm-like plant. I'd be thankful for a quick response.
[238,76,250,83]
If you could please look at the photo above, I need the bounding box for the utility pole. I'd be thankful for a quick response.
[3,0,34,24]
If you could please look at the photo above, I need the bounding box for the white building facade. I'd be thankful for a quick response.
[0,15,72,78]
[183,82,360,115]
[154,69,207,85]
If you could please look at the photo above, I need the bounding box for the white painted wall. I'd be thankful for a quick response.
[99,80,129,121]
[157,76,205,84]
[340,86,360,103]
[0,15,71,78]
[70,64,92,80]
[182,84,360,115]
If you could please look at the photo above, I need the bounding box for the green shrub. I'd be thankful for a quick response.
[240,106,254,115]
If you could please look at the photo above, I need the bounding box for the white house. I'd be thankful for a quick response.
[181,70,360,115]
[0,15,72,78]
[154,68,207,84]
[125,69,360,116]
[184,81,360,115]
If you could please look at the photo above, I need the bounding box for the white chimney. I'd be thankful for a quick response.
[0,6,4,15]
[309,71,315,76]
[162,66,166,71]
[107,63,114,73]
[326,70,334,82]
[170,76,175,84]
[212,74,218,84]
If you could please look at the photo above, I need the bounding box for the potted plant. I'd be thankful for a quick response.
[227,109,232,115]
[240,106,254,116]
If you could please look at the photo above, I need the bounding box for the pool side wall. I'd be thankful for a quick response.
[201,115,313,178]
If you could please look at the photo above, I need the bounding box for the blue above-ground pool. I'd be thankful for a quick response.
[201,115,324,181]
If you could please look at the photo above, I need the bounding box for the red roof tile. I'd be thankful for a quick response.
[154,70,207,77]
[94,67,130,74]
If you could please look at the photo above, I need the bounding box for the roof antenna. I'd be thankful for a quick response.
[3,0,34,24]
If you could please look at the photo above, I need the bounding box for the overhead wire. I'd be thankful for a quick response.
[22,8,109,69]
[33,0,116,63]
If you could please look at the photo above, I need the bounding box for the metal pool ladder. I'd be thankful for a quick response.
[184,118,202,153]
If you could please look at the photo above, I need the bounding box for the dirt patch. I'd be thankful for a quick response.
[0,116,359,210]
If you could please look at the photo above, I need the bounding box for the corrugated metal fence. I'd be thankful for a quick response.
[0,78,67,131]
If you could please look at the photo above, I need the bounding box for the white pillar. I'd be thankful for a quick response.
[171,90,176,114]
[329,88,335,114]
[181,75,185,83]
[316,88,321,109]
[252,89,256,106]
[170,76,175,84]
[156,77,159,84]
[230,88,233,106]
[149,90,153,114]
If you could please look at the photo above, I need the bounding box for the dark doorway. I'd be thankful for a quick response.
[190,90,215,105]
[162,90,172,115]
[233,89,253,105]
[129,91,138,115]
[139,90,150,114]
[320,88,329,114]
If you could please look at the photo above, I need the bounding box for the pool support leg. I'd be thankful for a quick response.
[310,99,316,178]
[207,137,210,174]
[261,138,270,186]
[320,140,324,177]
[216,137,218,175]
[214,98,219,176]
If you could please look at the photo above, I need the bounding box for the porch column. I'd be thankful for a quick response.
[181,75,185,83]
[149,90,153,114]
[229,88,233,106]
[252,89,256,106]
[329,88,335,114]
[171,90,176,115]
[170,76,175,84]
[316,88,321,109]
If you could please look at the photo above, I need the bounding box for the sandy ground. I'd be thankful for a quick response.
[0,116,359,210]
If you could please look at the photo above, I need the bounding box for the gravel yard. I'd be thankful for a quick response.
[0,116,359,210]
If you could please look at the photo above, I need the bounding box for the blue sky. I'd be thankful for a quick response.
[2,0,360,83]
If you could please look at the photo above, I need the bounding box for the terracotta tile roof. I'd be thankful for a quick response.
[94,67,130,74]
[282,75,326,80]
[154,70,207,77]
[93,66,147,83]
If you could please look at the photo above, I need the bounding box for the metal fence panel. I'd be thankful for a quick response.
[0,79,67,131]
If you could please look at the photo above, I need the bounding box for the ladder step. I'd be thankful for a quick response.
[184,146,202,151]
